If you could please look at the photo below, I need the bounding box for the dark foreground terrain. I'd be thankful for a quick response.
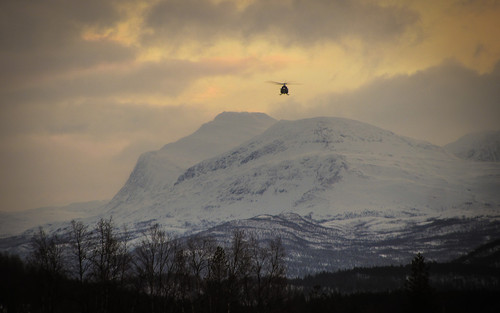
[1,225,499,313]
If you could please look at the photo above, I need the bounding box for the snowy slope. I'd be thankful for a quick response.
[445,131,500,162]
[196,213,500,276]
[106,112,277,213]
[112,116,499,234]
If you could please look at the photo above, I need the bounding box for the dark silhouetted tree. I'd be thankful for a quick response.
[90,217,130,313]
[207,246,229,313]
[248,234,287,311]
[28,227,65,313]
[249,234,268,310]
[134,223,177,312]
[267,236,287,306]
[29,227,65,276]
[186,235,215,311]
[69,219,92,283]
[406,252,433,312]
[227,230,252,311]
[68,220,93,313]
[172,245,190,309]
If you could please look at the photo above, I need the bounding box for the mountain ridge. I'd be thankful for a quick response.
[80,115,499,251]
[106,111,277,213]
[1,112,499,274]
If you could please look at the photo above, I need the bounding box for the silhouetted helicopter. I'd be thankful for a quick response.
[267,81,299,95]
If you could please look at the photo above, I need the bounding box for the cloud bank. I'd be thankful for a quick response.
[1,0,499,211]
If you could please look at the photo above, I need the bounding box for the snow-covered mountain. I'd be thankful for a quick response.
[445,130,500,162]
[1,113,499,274]
[106,112,277,213]
[109,116,499,233]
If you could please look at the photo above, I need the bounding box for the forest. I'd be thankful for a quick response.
[1,217,499,313]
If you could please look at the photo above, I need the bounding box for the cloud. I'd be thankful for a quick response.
[1,54,273,113]
[144,0,420,47]
[0,0,135,90]
[0,0,120,51]
[1,95,211,141]
[272,59,500,145]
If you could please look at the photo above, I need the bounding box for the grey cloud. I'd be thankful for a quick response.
[0,40,136,93]
[272,60,500,145]
[0,0,123,52]
[1,55,255,112]
[454,0,500,11]
[145,0,238,41]
[0,0,135,89]
[144,0,420,46]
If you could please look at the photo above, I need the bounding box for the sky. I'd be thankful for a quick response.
[1,0,500,212]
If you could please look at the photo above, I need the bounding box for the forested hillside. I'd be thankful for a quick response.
[1,219,499,313]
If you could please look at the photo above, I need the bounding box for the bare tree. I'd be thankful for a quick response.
[186,235,215,281]
[90,217,129,284]
[209,246,228,283]
[171,245,189,306]
[248,233,268,309]
[28,227,65,313]
[29,227,65,275]
[185,235,215,311]
[227,230,252,311]
[266,236,287,304]
[134,223,177,312]
[228,230,251,281]
[118,224,132,284]
[90,217,130,313]
[207,246,229,313]
[69,220,92,283]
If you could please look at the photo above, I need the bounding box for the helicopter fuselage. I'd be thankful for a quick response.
[280,85,289,95]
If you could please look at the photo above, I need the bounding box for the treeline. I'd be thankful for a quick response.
[1,218,500,313]
[0,218,286,313]
[294,262,500,294]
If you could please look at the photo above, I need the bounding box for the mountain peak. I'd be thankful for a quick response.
[214,111,274,122]
[170,116,464,224]
[107,112,277,212]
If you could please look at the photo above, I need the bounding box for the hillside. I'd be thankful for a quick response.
[445,131,500,162]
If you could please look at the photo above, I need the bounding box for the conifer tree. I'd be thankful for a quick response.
[406,252,433,312]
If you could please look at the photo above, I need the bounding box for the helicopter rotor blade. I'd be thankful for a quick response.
[266,81,286,85]
[266,81,302,85]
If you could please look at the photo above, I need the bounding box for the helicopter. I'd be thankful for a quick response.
[267,81,299,95]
